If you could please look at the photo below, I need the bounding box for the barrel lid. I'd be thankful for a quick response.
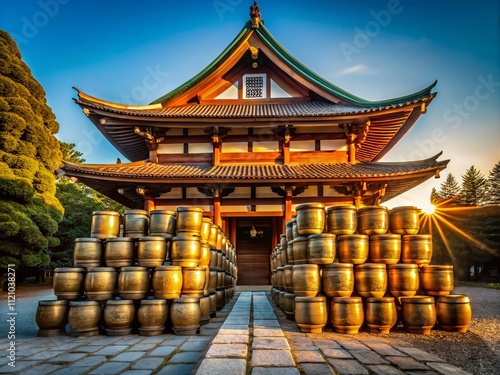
[323,263,354,269]
[54,267,85,273]
[150,209,176,215]
[173,296,200,303]
[355,263,387,269]
[69,300,101,306]
[358,205,388,213]
[177,206,204,213]
[139,236,166,241]
[308,233,336,240]
[295,296,326,302]
[366,297,395,303]
[291,217,297,223]
[86,267,116,272]
[293,264,319,270]
[286,221,293,227]
[172,235,201,241]
[400,296,434,304]
[38,300,68,306]
[284,265,294,270]
[421,265,453,271]
[295,202,325,211]
[92,210,120,216]
[120,266,149,271]
[437,294,469,303]
[75,237,102,243]
[182,266,207,271]
[202,217,213,223]
[106,299,135,305]
[369,234,401,241]
[326,204,357,211]
[124,209,149,215]
[390,205,421,213]
[140,298,167,305]
[332,296,362,303]
[338,234,368,240]
[402,234,432,240]
[283,293,295,298]
[106,237,134,242]
[292,236,308,242]
[387,263,418,270]
[280,234,287,238]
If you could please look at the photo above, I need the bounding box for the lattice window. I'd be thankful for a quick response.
[243,74,266,99]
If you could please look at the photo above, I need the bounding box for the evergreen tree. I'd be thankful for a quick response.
[460,165,486,206]
[438,173,461,205]
[430,187,441,204]
[0,30,63,270]
[59,141,85,164]
[484,161,500,205]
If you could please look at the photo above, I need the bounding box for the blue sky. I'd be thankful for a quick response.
[1,0,499,207]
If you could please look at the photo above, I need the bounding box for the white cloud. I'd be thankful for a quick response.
[337,64,368,76]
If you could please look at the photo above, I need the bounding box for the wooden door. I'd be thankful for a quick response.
[235,218,273,285]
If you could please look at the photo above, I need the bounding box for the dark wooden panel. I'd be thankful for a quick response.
[220,152,283,163]
[290,150,347,163]
[157,153,212,164]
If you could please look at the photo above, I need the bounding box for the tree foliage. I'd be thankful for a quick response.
[460,165,486,205]
[484,161,500,205]
[437,173,461,205]
[0,29,63,269]
[59,141,85,164]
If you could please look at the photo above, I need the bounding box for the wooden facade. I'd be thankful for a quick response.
[62,3,448,285]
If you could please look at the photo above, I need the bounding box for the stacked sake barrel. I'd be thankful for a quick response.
[36,207,237,337]
[270,203,471,335]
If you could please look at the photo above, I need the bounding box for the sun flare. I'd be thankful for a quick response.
[421,202,436,215]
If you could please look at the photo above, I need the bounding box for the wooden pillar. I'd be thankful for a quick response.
[284,186,293,227]
[347,141,356,163]
[144,197,155,212]
[213,142,221,166]
[213,188,221,226]
[230,218,237,247]
[283,140,290,164]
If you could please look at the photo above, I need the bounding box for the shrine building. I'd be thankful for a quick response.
[60,2,448,285]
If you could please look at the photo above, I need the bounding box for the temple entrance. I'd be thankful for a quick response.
[235,217,273,285]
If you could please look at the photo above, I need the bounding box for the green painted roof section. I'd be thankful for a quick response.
[151,20,436,107]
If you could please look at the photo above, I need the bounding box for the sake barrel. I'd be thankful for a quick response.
[149,209,176,239]
[152,265,183,299]
[137,236,167,267]
[338,234,369,264]
[291,236,308,265]
[68,300,101,337]
[294,296,327,333]
[35,300,69,337]
[199,293,211,325]
[91,211,120,239]
[104,237,135,268]
[181,266,206,297]
[387,263,419,298]
[123,209,149,238]
[104,299,135,336]
[365,297,397,334]
[354,263,387,298]
[436,294,472,332]
[401,234,432,267]
[357,206,389,235]
[84,267,117,301]
[330,297,364,334]
[322,263,354,298]
[200,217,213,245]
[295,203,326,235]
[401,296,436,334]
[285,221,293,243]
[291,217,299,239]
[326,204,357,235]
[292,264,321,297]
[170,297,201,335]
[283,293,295,321]
[307,233,336,264]
[73,238,103,268]
[369,234,401,264]
[118,266,150,300]
[176,207,204,236]
[53,267,84,300]
[389,206,421,235]
[171,235,202,267]
[137,299,168,336]
[420,265,454,296]
[283,265,294,293]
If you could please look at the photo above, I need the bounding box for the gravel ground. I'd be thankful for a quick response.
[316,285,500,375]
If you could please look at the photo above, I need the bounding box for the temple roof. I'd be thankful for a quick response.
[60,153,449,208]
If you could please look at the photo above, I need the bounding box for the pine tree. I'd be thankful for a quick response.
[460,165,486,206]
[484,161,500,205]
[0,30,63,270]
[438,173,461,204]
[430,187,441,204]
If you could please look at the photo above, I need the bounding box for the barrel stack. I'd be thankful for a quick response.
[36,207,237,337]
[271,203,471,335]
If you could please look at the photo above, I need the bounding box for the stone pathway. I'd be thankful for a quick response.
[0,291,472,374]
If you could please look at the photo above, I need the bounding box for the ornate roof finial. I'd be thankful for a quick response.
[250,0,261,29]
